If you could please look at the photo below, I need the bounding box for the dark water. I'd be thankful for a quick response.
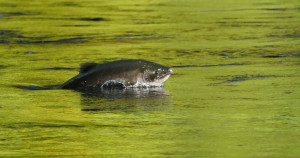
[0,0,299,157]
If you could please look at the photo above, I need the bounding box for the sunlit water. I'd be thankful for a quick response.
[0,0,299,157]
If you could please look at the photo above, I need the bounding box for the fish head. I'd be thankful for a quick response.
[140,61,173,85]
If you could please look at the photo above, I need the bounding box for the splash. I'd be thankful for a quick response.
[101,80,164,88]
[129,81,164,88]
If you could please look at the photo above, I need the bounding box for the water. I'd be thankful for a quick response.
[0,0,299,157]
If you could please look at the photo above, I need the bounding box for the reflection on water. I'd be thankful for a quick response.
[80,88,171,112]
[80,87,169,99]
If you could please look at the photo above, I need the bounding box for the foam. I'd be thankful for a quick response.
[128,81,164,88]
[100,80,164,89]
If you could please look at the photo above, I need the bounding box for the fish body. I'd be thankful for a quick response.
[60,59,172,89]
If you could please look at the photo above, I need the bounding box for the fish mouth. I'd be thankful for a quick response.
[164,68,173,76]
[155,68,173,83]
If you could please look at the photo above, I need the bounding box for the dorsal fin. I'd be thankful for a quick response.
[79,63,98,74]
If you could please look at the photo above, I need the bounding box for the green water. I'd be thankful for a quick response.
[0,0,299,157]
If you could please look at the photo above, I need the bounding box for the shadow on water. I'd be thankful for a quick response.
[79,88,171,112]
[0,29,90,44]
[14,85,60,90]
[0,65,7,69]
[211,75,274,85]
[3,121,134,129]
[39,67,76,70]
[73,17,105,21]
[0,29,169,44]
[172,63,243,68]
[0,12,34,17]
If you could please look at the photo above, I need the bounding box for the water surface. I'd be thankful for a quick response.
[0,0,299,157]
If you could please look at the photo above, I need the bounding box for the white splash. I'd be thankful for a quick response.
[101,80,126,88]
[129,73,171,88]
[128,81,164,88]
[100,73,171,89]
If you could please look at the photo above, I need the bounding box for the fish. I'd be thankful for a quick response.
[60,59,173,89]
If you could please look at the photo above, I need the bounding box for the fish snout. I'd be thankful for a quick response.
[168,69,173,74]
